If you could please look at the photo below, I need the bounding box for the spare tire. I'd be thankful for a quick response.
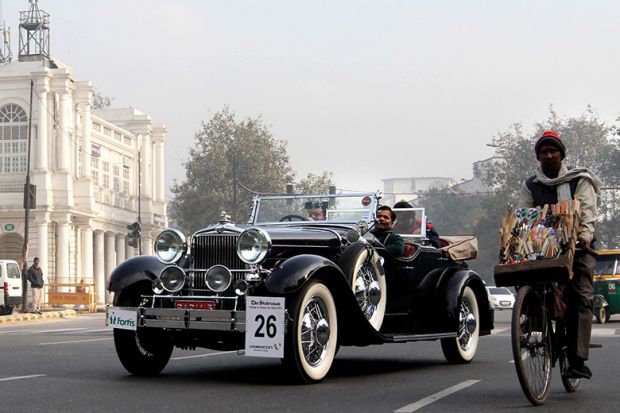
[338,242,386,330]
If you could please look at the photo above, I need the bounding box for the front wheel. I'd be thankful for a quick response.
[113,328,173,376]
[112,284,173,376]
[283,279,338,383]
[441,286,480,363]
[511,285,552,406]
[595,306,610,324]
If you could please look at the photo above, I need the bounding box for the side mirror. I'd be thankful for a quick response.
[346,220,370,243]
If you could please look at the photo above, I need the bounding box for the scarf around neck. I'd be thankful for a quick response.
[533,162,602,201]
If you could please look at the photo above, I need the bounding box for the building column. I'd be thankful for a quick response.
[34,215,48,283]
[93,230,105,306]
[80,225,93,284]
[141,133,152,199]
[56,219,70,284]
[104,232,116,304]
[116,235,126,265]
[57,91,71,172]
[34,85,48,171]
[142,236,153,257]
[80,102,92,178]
[125,242,135,259]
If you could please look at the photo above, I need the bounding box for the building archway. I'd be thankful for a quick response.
[0,232,24,263]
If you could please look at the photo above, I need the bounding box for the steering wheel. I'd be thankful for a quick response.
[279,214,307,222]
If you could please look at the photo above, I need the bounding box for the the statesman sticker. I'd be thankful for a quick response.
[245,297,285,358]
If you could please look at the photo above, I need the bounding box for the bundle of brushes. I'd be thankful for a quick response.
[498,200,580,265]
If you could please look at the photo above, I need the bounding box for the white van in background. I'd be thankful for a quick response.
[1,260,23,315]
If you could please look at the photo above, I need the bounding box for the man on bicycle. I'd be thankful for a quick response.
[519,130,602,379]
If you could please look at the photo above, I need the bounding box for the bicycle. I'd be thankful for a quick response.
[511,281,580,406]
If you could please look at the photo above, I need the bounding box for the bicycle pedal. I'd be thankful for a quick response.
[589,343,603,349]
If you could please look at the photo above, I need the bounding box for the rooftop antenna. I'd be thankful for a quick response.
[0,21,11,63]
[18,0,50,63]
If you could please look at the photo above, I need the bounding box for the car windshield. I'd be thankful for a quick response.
[488,287,511,295]
[251,193,379,225]
[595,255,618,276]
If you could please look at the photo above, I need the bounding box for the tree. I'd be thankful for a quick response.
[169,107,295,233]
[92,91,114,109]
[296,172,335,194]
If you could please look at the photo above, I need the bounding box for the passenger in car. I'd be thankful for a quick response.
[393,201,440,247]
[372,206,404,256]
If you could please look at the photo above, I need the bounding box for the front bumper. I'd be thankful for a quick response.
[138,306,246,331]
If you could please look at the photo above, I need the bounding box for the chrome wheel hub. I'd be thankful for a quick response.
[300,297,330,366]
[354,263,382,320]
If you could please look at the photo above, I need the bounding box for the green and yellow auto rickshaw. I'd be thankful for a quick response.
[593,249,620,324]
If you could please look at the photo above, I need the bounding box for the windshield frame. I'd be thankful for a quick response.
[248,192,381,225]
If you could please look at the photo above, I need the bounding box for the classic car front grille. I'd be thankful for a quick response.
[190,233,247,307]
[192,233,245,270]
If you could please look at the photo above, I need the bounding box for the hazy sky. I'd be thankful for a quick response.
[2,0,619,197]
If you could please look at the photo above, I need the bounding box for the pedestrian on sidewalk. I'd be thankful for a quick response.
[27,257,44,314]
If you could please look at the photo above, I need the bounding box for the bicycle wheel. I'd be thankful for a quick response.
[511,285,552,406]
[557,322,581,392]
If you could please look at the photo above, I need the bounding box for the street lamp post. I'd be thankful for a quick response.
[21,80,34,312]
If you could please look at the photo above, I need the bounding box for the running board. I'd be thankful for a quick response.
[381,332,456,343]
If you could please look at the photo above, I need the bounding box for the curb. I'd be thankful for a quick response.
[0,309,77,324]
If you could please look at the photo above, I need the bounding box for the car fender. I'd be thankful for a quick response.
[441,269,493,335]
[107,256,166,293]
[594,294,609,309]
[264,254,348,295]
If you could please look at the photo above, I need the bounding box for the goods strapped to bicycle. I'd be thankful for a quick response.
[494,200,581,287]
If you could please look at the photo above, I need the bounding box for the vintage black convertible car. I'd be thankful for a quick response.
[107,192,493,383]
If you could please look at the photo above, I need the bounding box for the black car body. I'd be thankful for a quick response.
[107,192,493,382]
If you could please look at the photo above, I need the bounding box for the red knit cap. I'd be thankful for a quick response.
[535,130,565,159]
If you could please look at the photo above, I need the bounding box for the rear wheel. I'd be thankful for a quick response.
[511,286,552,406]
[441,286,480,363]
[0,305,14,316]
[283,279,338,383]
[113,284,173,376]
[559,351,581,392]
[339,242,386,330]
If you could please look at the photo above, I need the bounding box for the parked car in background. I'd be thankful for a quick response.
[107,192,493,383]
[0,259,23,315]
[486,286,515,310]
[593,249,620,324]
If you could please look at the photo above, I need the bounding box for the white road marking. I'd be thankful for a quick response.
[39,338,112,345]
[491,328,509,335]
[592,329,616,336]
[81,328,112,333]
[0,374,47,382]
[394,380,480,413]
[172,351,238,360]
[37,328,89,334]
[0,329,36,334]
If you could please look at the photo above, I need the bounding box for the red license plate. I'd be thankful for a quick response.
[175,301,216,310]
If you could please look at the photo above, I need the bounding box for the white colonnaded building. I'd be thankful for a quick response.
[0,1,168,307]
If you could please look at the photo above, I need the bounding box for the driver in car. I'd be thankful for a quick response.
[306,201,327,221]
[372,206,404,256]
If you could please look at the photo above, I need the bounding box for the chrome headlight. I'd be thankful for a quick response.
[205,265,232,292]
[159,266,186,293]
[236,228,271,264]
[154,229,187,264]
